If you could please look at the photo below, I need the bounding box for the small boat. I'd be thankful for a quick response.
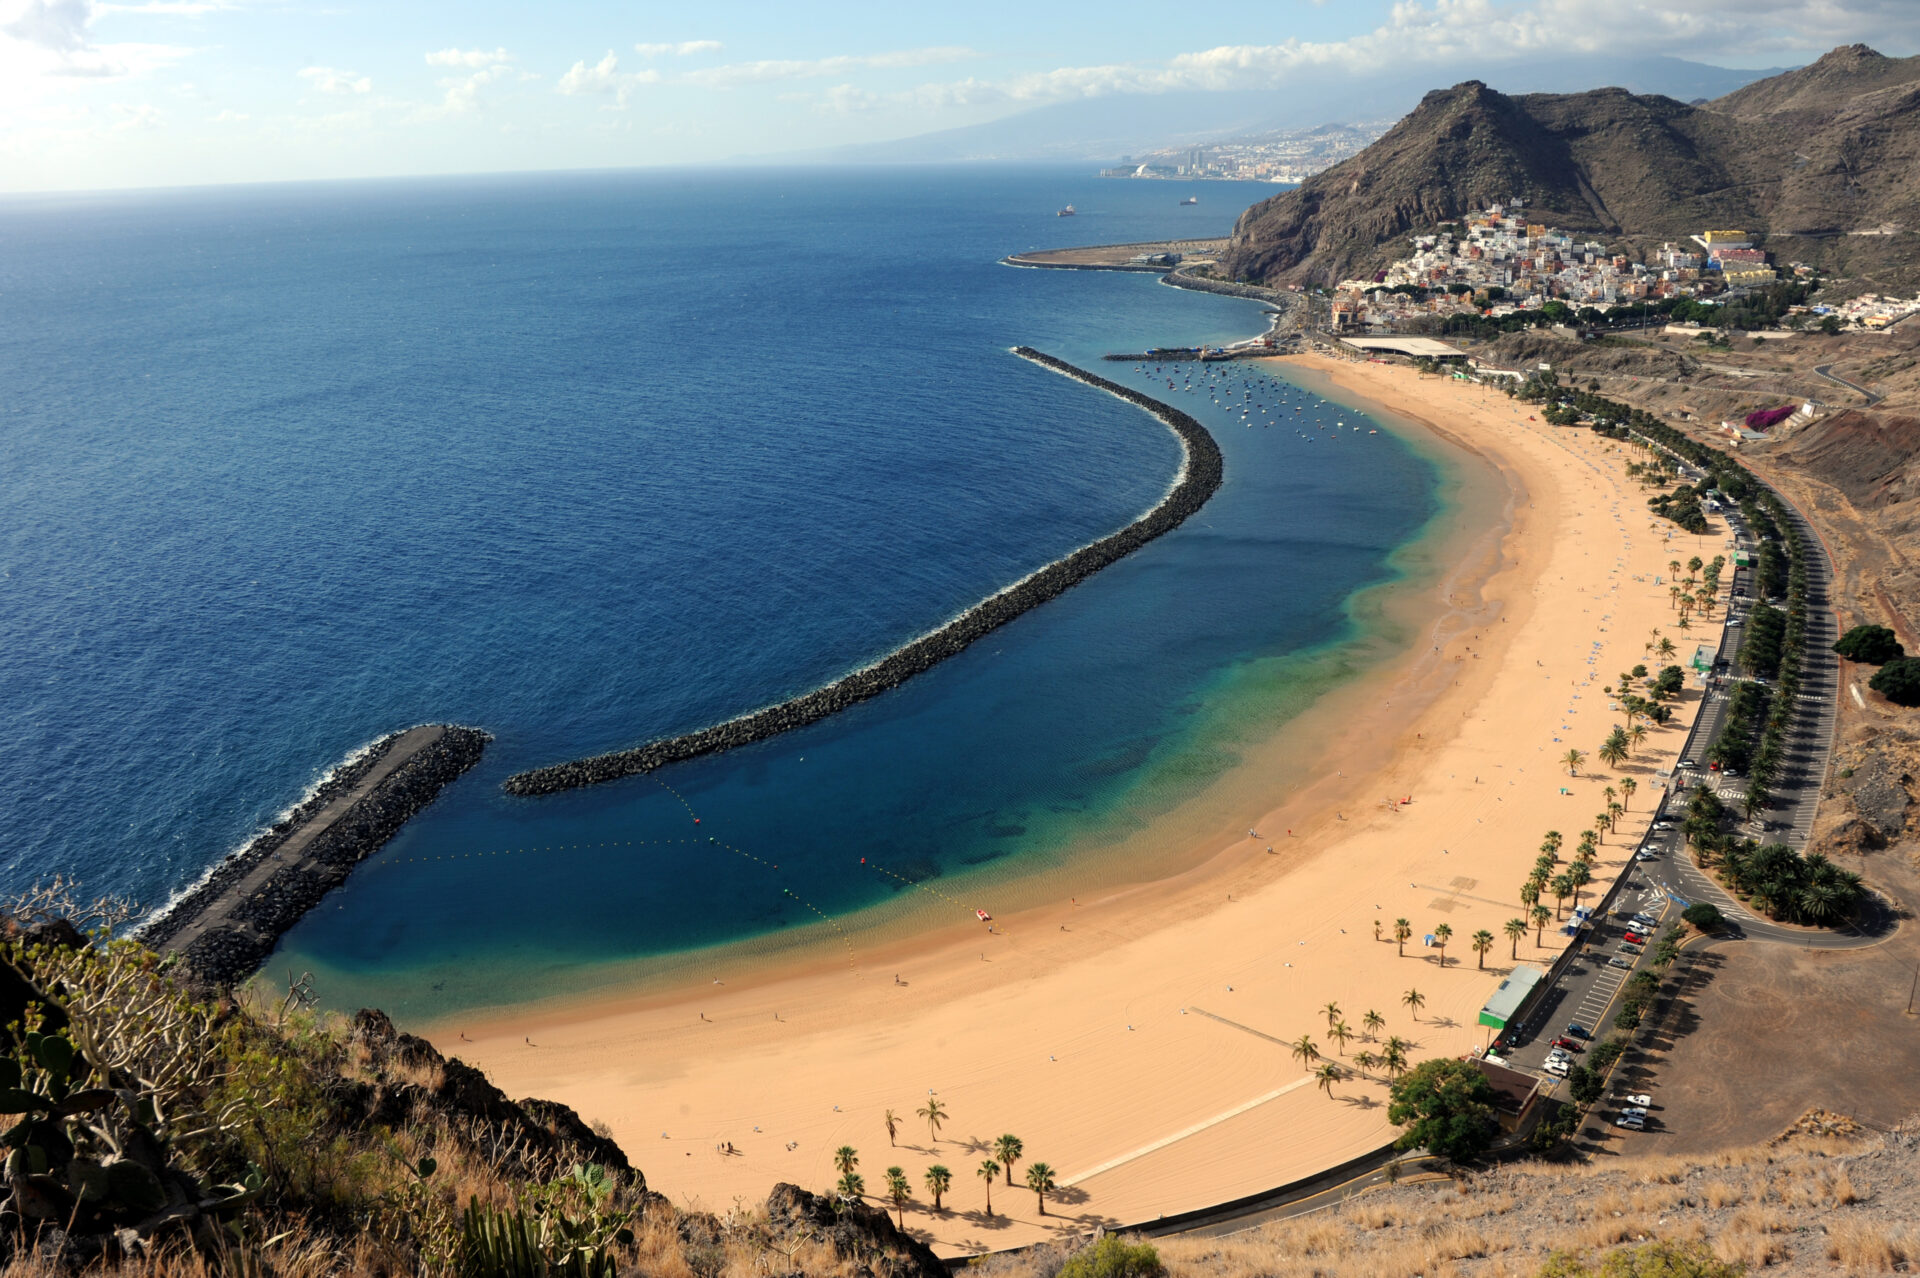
[1056,205,1076,217]
[976,909,993,922]
[1180,196,1198,206]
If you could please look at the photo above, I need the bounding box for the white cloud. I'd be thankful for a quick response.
[556,50,657,107]
[298,65,369,94]
[110,98,156,126]
[95,1,235,13]
[436,61,512,113]
[4,0,93,51]
[635,39,720,57]
[425,45,511,68]
[681,45,976,89]
[209,106,245,120]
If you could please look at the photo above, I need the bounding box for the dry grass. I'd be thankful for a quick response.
[1825,1218,1917,1272]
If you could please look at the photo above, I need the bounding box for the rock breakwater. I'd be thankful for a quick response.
[501,348,1225,796]
[141,723,490,985]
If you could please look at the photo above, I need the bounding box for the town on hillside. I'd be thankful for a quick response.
[1327,203,1920,334]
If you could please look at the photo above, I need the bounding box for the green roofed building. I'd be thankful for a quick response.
[1478,965,1545,1032]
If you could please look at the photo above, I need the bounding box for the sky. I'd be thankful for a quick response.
[2,0,1918,192]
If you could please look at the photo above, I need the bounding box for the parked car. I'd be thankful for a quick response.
[1608,956,1635,969]
[1566,1023,1593,1040]
[1544,1059,1571,1077]
[1615,1115,1646,1130]
[1618,1093,1653,1107]
[1619,944,1644,959]
[1549,1036,1582,1053]
[1679,759,1700,770]
[1624,930,1649,944]
[1636,848,1660,861]
[1651,820,1675,831]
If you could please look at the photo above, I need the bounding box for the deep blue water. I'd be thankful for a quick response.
[0,167,1441,1016]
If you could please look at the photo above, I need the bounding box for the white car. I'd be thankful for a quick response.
[1618,1093,1653,1107]
[1615,1114,1646,1130]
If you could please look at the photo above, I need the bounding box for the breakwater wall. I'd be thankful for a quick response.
[141,723,491,985]
[500,348,1225,797]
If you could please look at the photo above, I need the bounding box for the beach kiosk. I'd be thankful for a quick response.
[1478,965,1546,1036]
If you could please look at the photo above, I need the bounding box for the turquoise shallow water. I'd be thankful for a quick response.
[0,167,1442,1018]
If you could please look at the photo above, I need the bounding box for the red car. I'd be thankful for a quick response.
[1624,930,1649,944]
[1549,1036,1583,1053]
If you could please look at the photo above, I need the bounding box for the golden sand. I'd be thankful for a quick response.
[439,353,1730,1256]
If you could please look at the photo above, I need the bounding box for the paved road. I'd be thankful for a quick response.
[1813,362,1884,407]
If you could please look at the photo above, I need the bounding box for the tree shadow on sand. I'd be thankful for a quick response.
[1048,1186,1091,1207]
[1338,1094,1381,1110]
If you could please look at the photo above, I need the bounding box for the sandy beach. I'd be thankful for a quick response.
[437,352,1731,1257]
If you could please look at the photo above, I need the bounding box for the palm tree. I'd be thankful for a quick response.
[1676,613,1691,635]
[1322,1001,1342,1030]
[1520,879,1541,913]
[1543,830,1563,857]
[1362,1009,1385,1039]
[1393,917,1413,956]
[1551,872,1574,919]
[994,1134,1023,1186]
[1471,929,1495,969]
[1608,801,1625,830]
[834,1146,860,1178]
[837,1171,866,1200]
[1669,559,1682,578]
[1562,748,1585,776]
[1352,1049,1378,1075]
[1290,1034,1320,1072]
[883,1109,899,1146]
[1314,1061,1342,1099]
[1668,585,1682,611]
[1432,922,1452,967]
[884,1167,910,1226]
[977,1160,999,1217]
[924,1165,952,1211]
[1598,737,1628,770]
[1532,903,1553,943]
[1026,1163,1056,1216]
[1329,1020,1352,1055]
[1504,917,1528,959]
[1401,988,1425,1021]
[1621,776,1638,808]
[1658,636,1676,662]
[1603,784,1617,810]
[1568,860,1592,910]
[1382,1038,1410,1080]
[917,1098,947,1144]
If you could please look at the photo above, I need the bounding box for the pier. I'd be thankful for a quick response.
[500,349,1225,797]
[141,723,490,985]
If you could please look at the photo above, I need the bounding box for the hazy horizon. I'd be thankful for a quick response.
[1,0,1916,194]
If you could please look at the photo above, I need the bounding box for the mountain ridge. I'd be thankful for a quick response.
[1220,45,1920,288]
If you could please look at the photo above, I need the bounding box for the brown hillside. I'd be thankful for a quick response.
[1711,43,1920,118]
[1222,46,1920,290]
[1778,410,1920,510]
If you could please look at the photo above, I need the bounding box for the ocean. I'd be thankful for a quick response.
[0,166,1444,1017]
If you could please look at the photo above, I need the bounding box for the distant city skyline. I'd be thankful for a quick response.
[2,0,1916,192]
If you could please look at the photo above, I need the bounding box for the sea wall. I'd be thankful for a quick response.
[141,723,491,985]
[500,349,1225,797]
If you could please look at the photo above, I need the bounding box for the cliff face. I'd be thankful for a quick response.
[1221,45,1920,287]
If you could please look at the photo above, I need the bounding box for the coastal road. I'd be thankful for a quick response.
[1813,363,1884,407]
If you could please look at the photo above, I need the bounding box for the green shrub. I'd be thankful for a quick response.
[1870,657,1920,707]
[1058,1235,1166,1278]
[1681,902,1724,931]
[1834,623,1904,664]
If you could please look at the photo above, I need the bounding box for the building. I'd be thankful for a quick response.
[1471,1058,1546,1133]
[1702,230,1752,248]
[1478,965,1546,1035]
[1339,336,1468,361]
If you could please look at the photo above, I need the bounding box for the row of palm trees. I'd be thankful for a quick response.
[1376,916,1501,969]
[849,1121,1057,1222]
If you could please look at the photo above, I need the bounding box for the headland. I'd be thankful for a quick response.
[499,350,1224,797]
[434,351,1726,1256]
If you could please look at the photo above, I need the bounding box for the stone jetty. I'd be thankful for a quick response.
[141,723,491,986]
[501,348,1224,797]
